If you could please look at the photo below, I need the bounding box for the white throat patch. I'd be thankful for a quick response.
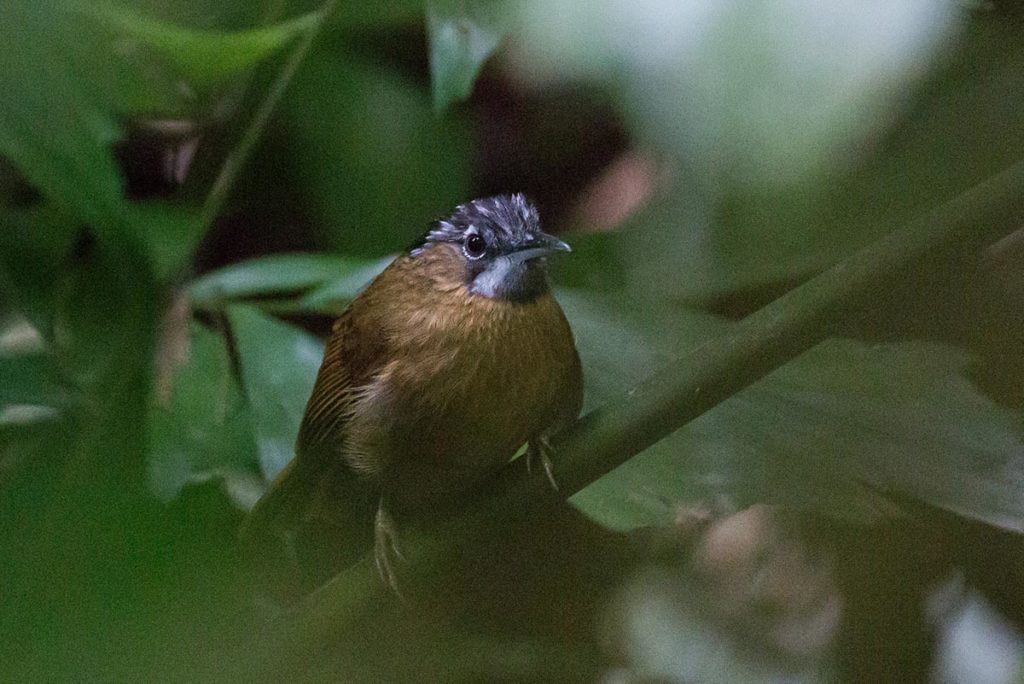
[470,255,516,299]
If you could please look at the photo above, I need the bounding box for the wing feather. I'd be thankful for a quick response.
[296,289,392,461]
[240,284,393,553]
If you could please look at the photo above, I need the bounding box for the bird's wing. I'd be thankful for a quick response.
[295,282,393,466]
[239,286,391,553]
[293,313,358,472]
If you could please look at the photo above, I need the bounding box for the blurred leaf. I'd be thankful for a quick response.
[281,53,471,256]
[427,0,509,112]
[331,2,422,27]
[548,231,628,292]
[1,0,317,282]
[612,569,831,683]
[298,255,392,313]
[228,305,322,479]
[124,0,287,31]
[575,335,1024,533]
[79,2,321,91]
[52,242,158,385]
[0,206,80,339]
[0,354,67,410]
[618,21,1024,302]
[127,202,206,281]
[512,1,1024,303]
[191,253,374,307]
[0,2,197,273]
[147,322,260,504]
[517,0,959,190]
[0,237,158,678]
[0,1,127,235]
[70,6,187,117]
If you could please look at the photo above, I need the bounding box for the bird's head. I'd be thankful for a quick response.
[412,194,570,303]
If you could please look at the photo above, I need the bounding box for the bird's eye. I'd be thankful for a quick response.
[464,233,487,259]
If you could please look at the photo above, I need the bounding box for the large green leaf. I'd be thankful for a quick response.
[147,322,261,506]
[426,0,510,112]
[79,2,321,91]
[0,1,127,236]
[572,316,1024,533]
[191,253,375,307]
[555,288,731,413]
[227,305,323,479]
[0,3,201,273]
[298,256,392,313]
[556,289,735,528]
[716,341,1024,528]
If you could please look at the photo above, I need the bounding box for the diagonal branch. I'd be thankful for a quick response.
[237,160,1024,681]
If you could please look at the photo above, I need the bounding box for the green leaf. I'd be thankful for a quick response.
[147,322,260,504]
[191,253,373,307]
[0,238,159,672]
[51,244,155,385]
[427,0,509,112]
[298,256,393,313]
[0,1,126,235]
[79,2,321,90]
[281,55,471,256]
[556,289,734,529]
[555,287,731,413]
[227,305,323,479]
[574,336,1024,533]
[68,5,187,118]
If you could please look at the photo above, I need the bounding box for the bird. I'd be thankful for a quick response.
[240,194,583,591]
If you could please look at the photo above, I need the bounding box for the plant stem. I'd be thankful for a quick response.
[198,0,337,232]
[238,160,1024,681]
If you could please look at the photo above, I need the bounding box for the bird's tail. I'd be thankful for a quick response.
[238,460,308,557]
[238,460,376,592]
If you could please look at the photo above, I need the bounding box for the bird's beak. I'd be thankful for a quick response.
[508,232,572,264]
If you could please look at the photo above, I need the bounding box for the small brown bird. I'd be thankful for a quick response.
[241,194,582,588]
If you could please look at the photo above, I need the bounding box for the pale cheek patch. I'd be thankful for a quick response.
[470,256,515,299]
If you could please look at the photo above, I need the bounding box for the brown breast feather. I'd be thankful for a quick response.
[295,242,581,508]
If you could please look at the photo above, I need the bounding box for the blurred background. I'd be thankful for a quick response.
[3,0,1024,681]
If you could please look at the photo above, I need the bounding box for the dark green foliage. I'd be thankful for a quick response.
[2,0,1024,681]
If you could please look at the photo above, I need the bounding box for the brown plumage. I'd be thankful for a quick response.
[240,195,582,587]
